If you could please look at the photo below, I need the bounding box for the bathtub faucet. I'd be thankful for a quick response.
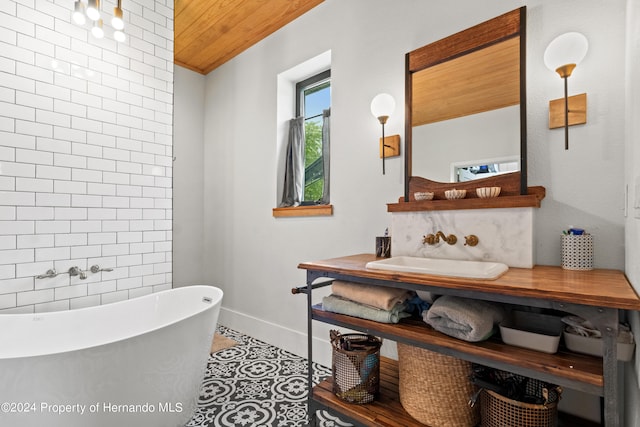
[90,265,114,273]
[68,266,88,280]
[35,269,58,279]
[36,265,114,280]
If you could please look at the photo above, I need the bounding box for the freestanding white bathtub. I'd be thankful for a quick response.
[0,285,223,427]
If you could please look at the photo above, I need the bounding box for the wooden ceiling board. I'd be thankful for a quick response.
[174,0,325,75]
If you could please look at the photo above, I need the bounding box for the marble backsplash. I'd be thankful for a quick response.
[390,208,534,268]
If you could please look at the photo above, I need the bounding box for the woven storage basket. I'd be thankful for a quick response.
[331,331,382,404]
[397,343,479,427]
[480,388,559,427]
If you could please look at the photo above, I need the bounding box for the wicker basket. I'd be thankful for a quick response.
[397,343,479,427]
[331,331,382,404]
[480,388,559,427]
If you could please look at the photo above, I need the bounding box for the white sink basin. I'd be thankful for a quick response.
[365,256,508,280]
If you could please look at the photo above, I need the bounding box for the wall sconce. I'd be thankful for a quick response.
[544,32,588,150]
[370,93,399,174]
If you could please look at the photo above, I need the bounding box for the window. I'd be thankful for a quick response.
[273,53,333,217]
[296,70,330,204]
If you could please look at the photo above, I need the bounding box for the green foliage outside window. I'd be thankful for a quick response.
[297,70,329,204]
[304,120,323,202]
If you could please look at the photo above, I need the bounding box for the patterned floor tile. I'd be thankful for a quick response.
[186,325,352,427]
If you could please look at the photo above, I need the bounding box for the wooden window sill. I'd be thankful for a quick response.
[272,204,333,217]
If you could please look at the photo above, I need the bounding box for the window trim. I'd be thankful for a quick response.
[273,52,333,218]
[295,69,331,117]
[297,69,331,206]
[272,204,333,217]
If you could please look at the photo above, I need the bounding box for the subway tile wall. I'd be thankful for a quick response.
[0,0,174,313]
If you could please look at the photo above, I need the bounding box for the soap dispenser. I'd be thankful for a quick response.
[376,228,391,258]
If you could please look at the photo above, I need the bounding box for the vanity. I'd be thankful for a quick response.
[295,254,640,427]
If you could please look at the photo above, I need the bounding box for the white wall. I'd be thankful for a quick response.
[0,0,174,312]
[172,65,204,287]
[529,1,627,270]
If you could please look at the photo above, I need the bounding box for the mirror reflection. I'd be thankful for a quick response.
[405,7,526,201]
[412,106,520,182]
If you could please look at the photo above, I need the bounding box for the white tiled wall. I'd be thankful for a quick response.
[0,0,174,313]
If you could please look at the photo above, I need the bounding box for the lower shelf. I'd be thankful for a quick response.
[312,357,425,427]
[312,357,599,427]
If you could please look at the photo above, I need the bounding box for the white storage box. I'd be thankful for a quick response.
[563,330,635,362]
[499,311,563,354]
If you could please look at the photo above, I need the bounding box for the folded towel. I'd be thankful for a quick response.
[424,295,504,342]
[322,294,411,324]
[331,280,415,311]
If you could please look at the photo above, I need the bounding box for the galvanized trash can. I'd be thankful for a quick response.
[330,330,382,404]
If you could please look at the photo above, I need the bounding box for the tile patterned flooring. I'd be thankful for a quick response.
[186,325,352,427]
[185,326,592,427]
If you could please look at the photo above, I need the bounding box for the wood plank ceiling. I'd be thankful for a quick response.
[174,0,325,75]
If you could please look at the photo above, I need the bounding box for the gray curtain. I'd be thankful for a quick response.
[279,116,305,207]
[320,108,330,204]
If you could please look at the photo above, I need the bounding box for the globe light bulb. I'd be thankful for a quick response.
[114,30,126,42]
[72,1,86,25]
[86,0,101,21]
[91,19,104,39]
[544,32,588,77]
[370,93,396,122]
[112,7,124,30]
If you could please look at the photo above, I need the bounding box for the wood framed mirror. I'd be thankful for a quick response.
[404,7,527,203]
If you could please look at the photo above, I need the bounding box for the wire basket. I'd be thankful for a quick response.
[330,330,382,404]
[480,388,560,427]
[397,343,479,427]
[475,367,562,427]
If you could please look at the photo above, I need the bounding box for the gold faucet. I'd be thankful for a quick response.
[423,231,457,245]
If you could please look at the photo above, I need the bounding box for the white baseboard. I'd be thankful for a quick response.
[218,306,398,367]
[219,306,333,366]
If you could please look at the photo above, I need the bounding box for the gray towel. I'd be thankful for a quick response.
[424,295,504,342]
[322,295,411,324]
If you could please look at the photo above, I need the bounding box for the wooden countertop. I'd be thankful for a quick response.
[298,253,640,311]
